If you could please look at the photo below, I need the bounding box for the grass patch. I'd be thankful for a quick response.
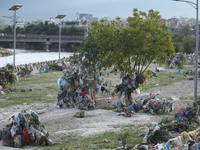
[0,71,61,108]
[189,95,200,100]
[43,126,144,150]
[167,97,173,101]
[0,85,58,108]
[143,68,194,91]
[180,96,188,100]
[104,106,117,110]
[14,71,62,87]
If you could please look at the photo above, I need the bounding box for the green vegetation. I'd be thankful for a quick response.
[0,47,13,57]
[44,126,144,150]
[189,95,200,100]
[0,85,57,108]
[90,8,175,74]
[0,21,84,36]
[15,71,61,86]
[180,96,188,100]
[0,64,16,88]
[167,97,173,101]
[142,66,194,91]
[0,71,61,108]
[172,25,197,53]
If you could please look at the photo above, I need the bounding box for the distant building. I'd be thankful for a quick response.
[75,12,98,25]
[166,18,180,29]
[63,20,80,27]
[179,16,195,26]
[16,18,26,28]
[31,19,43,25]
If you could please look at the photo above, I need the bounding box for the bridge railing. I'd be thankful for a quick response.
[1,34,84,39]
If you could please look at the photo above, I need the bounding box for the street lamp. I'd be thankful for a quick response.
[172,0,198,105]
[9,4,23,74]
[55,15,66,63]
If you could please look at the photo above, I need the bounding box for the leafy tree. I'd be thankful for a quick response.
[1,21,84,36]
[69,33,103,93]
[16,27,24,35]
[4,26,13,34]
[180,25,192,37]
[173,42,182,53]
[172,33,183,53]
[73,33,101,74]
[172,33,183,43]
[90,8,175,74]
[183,36,195,53]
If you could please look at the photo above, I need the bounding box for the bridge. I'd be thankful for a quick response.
[0,34,85,51]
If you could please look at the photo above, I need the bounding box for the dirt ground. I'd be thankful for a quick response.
[0,67,199,149]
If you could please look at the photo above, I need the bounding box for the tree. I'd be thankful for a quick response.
[69,32,104,94]
[90,8,175,74]
[0,19,6,29]
[4,26,13,34]
[180,25,192,37]
[70,33,102,85]
[172,33,183,53]
[16,27,24,35]
[183,36,195,53]
[1,22,84,36]
[173,42,182,53]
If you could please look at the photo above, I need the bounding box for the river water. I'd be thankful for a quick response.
[0,49,73,67]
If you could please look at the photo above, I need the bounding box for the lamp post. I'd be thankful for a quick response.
[172,0,199,105]
[55,15,66,63]
[9,4,23,74]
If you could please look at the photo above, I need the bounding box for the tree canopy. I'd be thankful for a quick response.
[70,33,102,75]
[89,8,175,74]
[0,21,85,36]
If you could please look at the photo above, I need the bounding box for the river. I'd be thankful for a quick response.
[0,49,73,67]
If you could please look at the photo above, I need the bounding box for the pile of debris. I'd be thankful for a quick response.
[147,127,200,150]
[129,106,200,150]
[117,93,174,117]
[168,53,186,69]
[115,73,146,106]
[55,66,97,110]
[0,109,54,148]
[0,65,16,89]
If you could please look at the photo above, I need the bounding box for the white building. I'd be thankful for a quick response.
[179,16,195,26]
[74,12,98,25]
[16,18,26,28]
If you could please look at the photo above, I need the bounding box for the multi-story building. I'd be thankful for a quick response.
[179,16,195,26]
[16,18,26,28]
[74,12,98,25]
[31,19,43,25]
[166,18,180,29]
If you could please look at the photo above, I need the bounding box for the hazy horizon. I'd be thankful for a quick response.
[0,0,198,24]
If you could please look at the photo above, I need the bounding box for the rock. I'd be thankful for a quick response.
[103,139,109,143]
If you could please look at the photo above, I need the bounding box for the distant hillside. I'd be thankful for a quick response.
[0,47,13,57]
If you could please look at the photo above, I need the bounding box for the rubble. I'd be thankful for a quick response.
[117,93,174,117]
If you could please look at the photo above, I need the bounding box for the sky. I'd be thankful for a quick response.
[0,0,198,24]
